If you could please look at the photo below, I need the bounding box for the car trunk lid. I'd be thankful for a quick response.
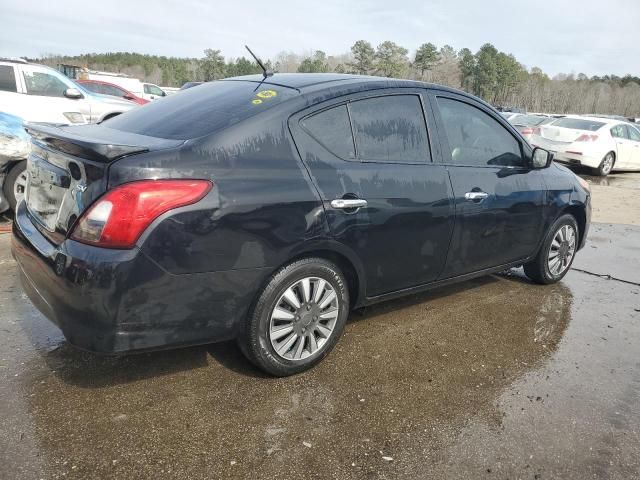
[24,123,184,245]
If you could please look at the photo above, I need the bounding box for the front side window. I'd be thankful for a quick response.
[145,84,164,96]
[301,105,355,159]
[627,125,640,142]
[0,66,17,92]
[23,70,70,97]
[349,95,430,163]
[437,97,523,167]
[101,84,125,97]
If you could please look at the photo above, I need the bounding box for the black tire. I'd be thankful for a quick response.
[593,151,615,176]
[524,214,579,285]
[3,160,27,212]
[238,257,350,376]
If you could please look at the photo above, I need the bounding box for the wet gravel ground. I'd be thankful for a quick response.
[1,172,640,479]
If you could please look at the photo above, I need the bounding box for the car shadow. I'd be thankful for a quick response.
[41,269,534,386]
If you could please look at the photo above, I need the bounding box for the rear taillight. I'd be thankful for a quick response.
[575,134,599,142]
[521,127,541,136]
[70,179,212,249]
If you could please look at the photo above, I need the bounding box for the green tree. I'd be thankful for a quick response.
[375,41,408,78]
[199,49,226,81]
[414,43,440,78]
[297,51,329,73]
[473,43,499,99]
[458,48,475,92]
[225,57,261,77]
[348,40,375,74]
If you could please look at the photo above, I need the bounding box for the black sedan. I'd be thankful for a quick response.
[12,74,591,376]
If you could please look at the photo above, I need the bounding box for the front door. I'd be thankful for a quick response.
[290,90,455,298]
[610,124,634,169]
[428,92,546,278]
[625,124,640,170]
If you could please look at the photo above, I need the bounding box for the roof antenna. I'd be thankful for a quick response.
[245,45,273,79]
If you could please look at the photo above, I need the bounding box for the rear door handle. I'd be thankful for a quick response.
[331,198,368,210]
[465,191,489,202]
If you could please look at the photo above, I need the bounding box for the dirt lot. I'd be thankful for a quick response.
[1,171,639,479]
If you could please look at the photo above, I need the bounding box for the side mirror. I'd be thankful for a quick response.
[532,147,553,169]
[64,88,83,99]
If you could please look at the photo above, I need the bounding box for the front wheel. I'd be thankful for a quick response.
[238,257,350,376]
[524,214,579,284]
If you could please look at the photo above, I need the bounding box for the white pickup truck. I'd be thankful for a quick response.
[0,58,137,211]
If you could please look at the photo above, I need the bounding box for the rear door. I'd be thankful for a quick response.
[289,90,455,298]
[428,91,546,278]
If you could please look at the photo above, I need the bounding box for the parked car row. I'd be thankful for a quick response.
[504,111,640,176]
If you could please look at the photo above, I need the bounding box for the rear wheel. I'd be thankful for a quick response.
[238,257,349,376]
[524,214,579,284]
[594,152,614,176]
[3,160,27,212]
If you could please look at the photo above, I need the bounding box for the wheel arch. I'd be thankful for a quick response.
[275,241,367,309]
[561,204,587,247]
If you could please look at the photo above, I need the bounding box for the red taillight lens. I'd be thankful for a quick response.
[521,127,540,135]
[70,179,212,249]
[575,134,599,142]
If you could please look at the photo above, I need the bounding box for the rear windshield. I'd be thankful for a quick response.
[551,118,605,131]
[511,114,549,126]
[104,80,297,140]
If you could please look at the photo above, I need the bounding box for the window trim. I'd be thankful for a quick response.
[428,91,529,170]
[297,90,435,165]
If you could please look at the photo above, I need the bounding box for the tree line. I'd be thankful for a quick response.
[37,42,640,116]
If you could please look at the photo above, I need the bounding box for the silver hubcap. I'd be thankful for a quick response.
[602,154,614,174]
[269,277,340,361]
[14,170,28,204]
[548,224,576,276]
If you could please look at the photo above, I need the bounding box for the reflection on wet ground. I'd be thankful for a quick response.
[1,230,639,479]
[578,171,640,189]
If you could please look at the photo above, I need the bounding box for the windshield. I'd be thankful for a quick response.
[551,118,605,131]
[104,80,297,140]
[511,115,549,127]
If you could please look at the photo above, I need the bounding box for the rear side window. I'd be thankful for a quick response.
[0,65,17,92]
[105,81,297,140]
[552,118,605,131]
[610,125,628,139]
[301,105,356,159]
[349,95,430,163]
[437,97,523,167]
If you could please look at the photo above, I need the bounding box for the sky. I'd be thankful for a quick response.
[1,0,639,77]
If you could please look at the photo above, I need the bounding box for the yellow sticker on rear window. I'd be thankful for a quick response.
[256,90,277,99]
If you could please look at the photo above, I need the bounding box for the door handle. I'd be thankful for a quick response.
[465,191,489,202]
[331,198,368,210]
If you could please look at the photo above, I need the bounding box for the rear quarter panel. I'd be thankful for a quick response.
[109,105,328,275]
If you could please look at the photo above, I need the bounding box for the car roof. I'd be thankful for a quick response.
[223,72,460,93]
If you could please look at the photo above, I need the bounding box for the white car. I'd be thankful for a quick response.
[0,58,137,124]
[530,116,640,176]
[0,59,137,212]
